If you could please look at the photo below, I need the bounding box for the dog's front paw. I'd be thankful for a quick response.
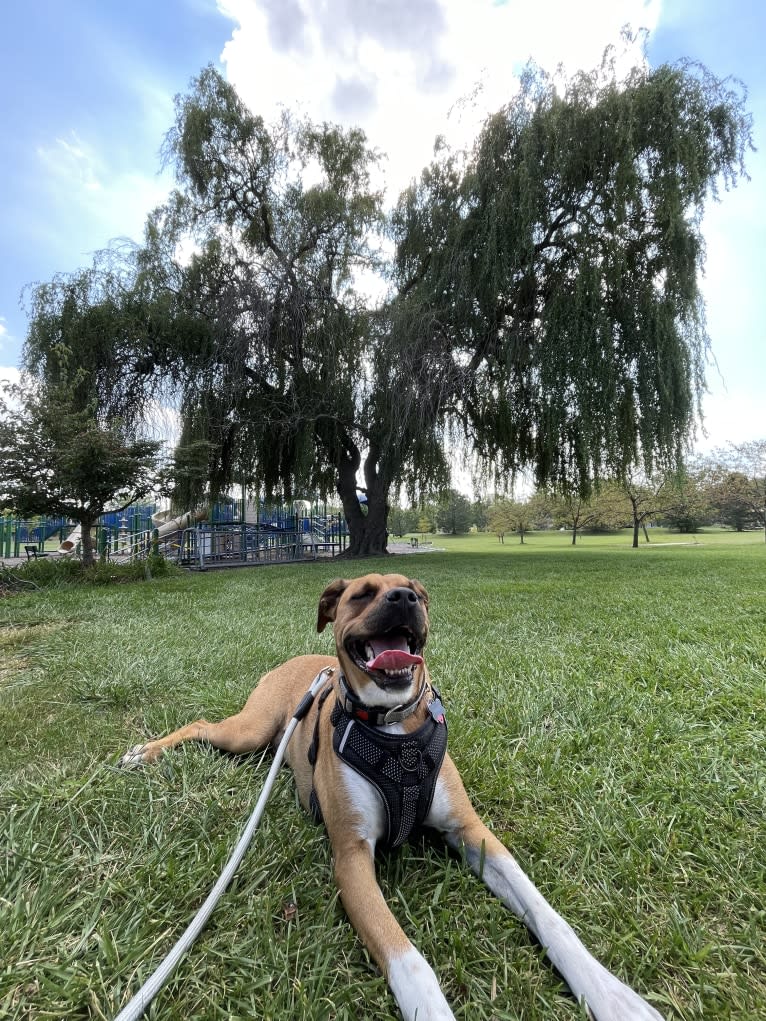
[118,743,160,768]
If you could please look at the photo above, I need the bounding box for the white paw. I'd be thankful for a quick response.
[118,744,150,768]
[388,947,455,1021]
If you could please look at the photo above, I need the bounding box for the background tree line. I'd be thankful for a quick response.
[388,440,766,545]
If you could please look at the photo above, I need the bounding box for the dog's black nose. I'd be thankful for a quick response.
[385,587,418,604]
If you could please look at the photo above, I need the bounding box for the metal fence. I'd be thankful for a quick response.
[176,522,347,569]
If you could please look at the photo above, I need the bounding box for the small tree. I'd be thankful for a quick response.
[617,472,668,547]
[435,489,473,535]
[471,498,489,532]
[388,503,418,537]
[487,499,513,543]
[508,500,536,544]
[0,375,164,566]
[727,441,766,541]
[488,497,535,544]
[549,492,600,545]
[416,511,434,537]
[659,468,711,533]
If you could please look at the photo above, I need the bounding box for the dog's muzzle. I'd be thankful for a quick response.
[344,588,426,690]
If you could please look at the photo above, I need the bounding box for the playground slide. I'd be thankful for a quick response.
[57,508,207,557]
[151,507,208,538]
[59,524,82,554]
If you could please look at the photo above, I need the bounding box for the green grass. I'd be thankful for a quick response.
[1,533,765,1019]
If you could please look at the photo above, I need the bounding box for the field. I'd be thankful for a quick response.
[2,530,765,1019]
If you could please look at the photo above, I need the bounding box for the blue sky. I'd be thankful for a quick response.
[1,0,763,453]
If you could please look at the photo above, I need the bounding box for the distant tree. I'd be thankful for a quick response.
[727,441,766,541]
[388,504,418,537]
[416,512,434,536]
[488,497,535,544]
[709,471,753,531]
[0,371,164,566]
[509,499,537,544]
[487,499,510,543]
[435,489,473,534]
[659,467,711,533]
[526,491,555,531]
[470,497,489,532]
[619,472,668,547]
[549,492,600,545]
[586,482,633,532]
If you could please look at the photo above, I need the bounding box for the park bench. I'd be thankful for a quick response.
[24,544,49,561]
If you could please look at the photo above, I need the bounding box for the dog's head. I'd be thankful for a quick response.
[317,573,430,706]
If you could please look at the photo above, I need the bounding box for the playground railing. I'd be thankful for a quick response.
[177,523,319,569]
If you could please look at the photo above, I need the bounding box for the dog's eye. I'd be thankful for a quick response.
[350,588,374,601]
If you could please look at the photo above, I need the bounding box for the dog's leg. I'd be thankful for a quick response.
[119,704,281,767]
[428,758,663,1021]
[329,833,456,1021]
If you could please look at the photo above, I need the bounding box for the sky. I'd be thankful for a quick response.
[1,0,764,458]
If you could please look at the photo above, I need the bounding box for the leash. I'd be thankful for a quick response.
[112,666,335,1021]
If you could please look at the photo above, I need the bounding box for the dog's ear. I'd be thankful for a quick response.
[410,578,429,610]
[317,578,349,632]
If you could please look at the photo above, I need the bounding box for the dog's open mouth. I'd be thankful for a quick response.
[347,627,424,687]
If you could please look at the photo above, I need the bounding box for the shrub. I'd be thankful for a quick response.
[5,554,180,588]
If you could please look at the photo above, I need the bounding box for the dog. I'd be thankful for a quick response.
[120,573,663,1020]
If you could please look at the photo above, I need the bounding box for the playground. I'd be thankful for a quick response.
[0,498,350,568]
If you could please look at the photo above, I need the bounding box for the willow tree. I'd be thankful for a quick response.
[124,66,452,556]
[392,53,752,497]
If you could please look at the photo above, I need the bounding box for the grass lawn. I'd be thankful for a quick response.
[2,531,765,1019]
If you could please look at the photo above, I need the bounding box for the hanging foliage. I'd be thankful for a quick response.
[392,51,752,495]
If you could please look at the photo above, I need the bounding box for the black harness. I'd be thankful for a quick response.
[308,680,448,849]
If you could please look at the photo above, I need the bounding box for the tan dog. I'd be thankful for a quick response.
[121,573,662,1021]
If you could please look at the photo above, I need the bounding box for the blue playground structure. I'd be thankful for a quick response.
[1,515,71,559]
[1,498,348,567]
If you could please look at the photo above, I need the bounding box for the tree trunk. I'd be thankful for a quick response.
[336,446,390,557]
[642,521,651,542]
[79,516,98,567]
[631,499,640,548]
[572,526,578,545]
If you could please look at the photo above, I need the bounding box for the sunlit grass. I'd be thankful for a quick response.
[2,535,765,1019]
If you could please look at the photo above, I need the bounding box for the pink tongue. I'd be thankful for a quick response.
[367,649,424,671]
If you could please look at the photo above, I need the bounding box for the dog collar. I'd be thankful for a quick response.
[338,674,427,726]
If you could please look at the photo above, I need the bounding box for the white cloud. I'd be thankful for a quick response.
[217,0,660,199]
[39,133,104,193]
[0,318,15,356]
[35,132,172,254]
